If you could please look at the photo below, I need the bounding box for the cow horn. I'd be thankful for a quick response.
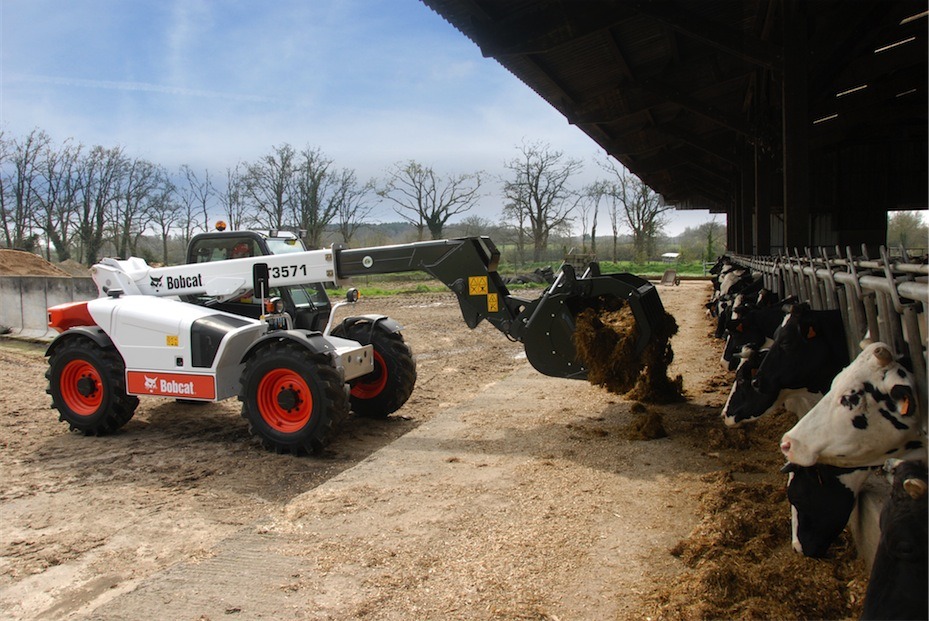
[883,458,903,474]
[859,338,873,350]
[873,346,894,366]
[903,478,928,500]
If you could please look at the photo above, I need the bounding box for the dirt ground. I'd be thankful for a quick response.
[0,280,868,620]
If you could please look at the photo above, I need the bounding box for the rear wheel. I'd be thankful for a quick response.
[333,322,416,418]
[46,337,139,435]
[239,341,348,454]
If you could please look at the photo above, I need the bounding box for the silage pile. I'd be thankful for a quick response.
[652,471,868,620]
[574,295,684,403]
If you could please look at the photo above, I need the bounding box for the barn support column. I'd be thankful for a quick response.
[727,203,738,252]
[754,144,772,255]
[739,144,755,254]
[781,1,811,250]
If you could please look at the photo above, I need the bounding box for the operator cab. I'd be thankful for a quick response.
[185,229,332,332]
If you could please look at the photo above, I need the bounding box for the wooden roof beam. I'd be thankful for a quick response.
[475,5,635,57]
[640,77,759,140]
[627,0,783,72]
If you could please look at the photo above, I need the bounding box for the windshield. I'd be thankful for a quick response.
[266,237,305,254]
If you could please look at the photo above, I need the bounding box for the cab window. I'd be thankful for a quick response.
[190,238,259,263]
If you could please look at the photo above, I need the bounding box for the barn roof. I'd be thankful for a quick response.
[420,1,928,250]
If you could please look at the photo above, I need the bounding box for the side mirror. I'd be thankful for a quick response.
[252,263,270,300]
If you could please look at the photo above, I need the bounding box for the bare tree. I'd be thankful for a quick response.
[456,214,494,236]
[181,165,214,232]
[500,202,530,266]
[218,165,251,231]
[146,177,180,264]
[34,138,83,261]
[335,172,375,245]
[502,141,582,261]
[290,146,341,249]
[0,131,11,247]
[111,158,160,258]
[602,158,673,263]
[244,144,295,230]
[581,180,611,255]
[380,160,483,241]
[75,145,127,265]
[2,129,50,250]
[703,219,723,263]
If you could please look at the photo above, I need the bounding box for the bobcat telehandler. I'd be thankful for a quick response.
[45,230,665,454]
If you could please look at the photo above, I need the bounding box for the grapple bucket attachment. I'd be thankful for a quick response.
[519,263,666,380]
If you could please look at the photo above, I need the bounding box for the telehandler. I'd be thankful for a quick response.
[45,231,665,453]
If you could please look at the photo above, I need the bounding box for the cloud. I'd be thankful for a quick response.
[5,73,279,104]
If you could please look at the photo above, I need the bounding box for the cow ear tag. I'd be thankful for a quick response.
[890,385,913,416]
[806,326,817,339]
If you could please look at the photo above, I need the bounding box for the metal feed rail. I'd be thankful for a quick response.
[727,246,928,421]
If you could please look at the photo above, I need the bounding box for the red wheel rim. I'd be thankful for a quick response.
[256,369,313,433]
[60,359,103,415]
[351,350,388,399]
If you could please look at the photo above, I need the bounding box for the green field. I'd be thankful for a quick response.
[332,259,710,298]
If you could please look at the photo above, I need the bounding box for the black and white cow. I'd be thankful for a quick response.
[720,299,792,370]
[753,304,850,397]
[721,304,849,427]
[781,462,872,557]
[780,341,925,468]
[860,459,928,621]
[722,345,823,427]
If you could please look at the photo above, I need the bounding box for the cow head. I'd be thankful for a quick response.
[753,305,847,395]
[782,463,872,557]
[780,342,925,468]
[721,346,780,427]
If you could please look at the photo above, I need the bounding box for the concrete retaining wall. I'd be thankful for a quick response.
[0,276,98,341]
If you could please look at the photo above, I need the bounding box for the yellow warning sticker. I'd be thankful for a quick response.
[469,276,488,296]
[487,293,498,313]
[166,335,179,347]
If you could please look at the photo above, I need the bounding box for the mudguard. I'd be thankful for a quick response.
[46,326,114,357]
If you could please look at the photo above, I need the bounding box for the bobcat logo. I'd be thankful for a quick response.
[150,275,163,289]
[143,375,157,392]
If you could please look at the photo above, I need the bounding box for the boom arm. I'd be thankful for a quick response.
[91,236,665,380]
[91,248,344,300]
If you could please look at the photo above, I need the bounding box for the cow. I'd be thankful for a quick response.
[781,462,873,557]
[721,350,825,428]
[721,304,850,427]
[753,304,850,397]
[860,459,928,621]
[720,298,794,370]
[780,341,926,469]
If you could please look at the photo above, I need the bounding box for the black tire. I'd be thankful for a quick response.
[332,322,417,418]
[239,341,349,454]
[46,336,139,435]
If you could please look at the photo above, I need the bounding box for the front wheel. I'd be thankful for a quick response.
[333,322,416,418]
[239,341,349,454]
[46,336,139,435]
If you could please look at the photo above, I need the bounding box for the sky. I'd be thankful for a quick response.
[0,0,719,236]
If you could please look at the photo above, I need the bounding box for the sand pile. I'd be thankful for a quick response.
[0,249,70,277]
[574,295,684,403]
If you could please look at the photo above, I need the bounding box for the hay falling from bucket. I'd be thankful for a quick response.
[574,296,683,403]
